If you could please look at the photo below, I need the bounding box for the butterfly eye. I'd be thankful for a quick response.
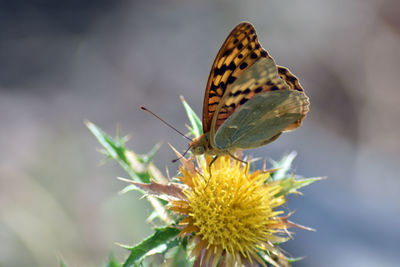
[195,146,205,155]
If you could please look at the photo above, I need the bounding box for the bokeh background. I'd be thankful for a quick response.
[1,0,399,266]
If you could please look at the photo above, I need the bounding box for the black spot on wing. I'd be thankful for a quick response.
[229,90,242,97]
[219,81,226,91]
[227,76,237,84]
[240,98,249,105]
[239,62,248,70]
[260,51,268,57]
[209,83,218,92]
[228,61,236,70]
[209,92,220,98]
[279,68,288,74]
[285,75,298,83]
[213,62,236,76]
[243,88,251,94]
[278,66,304,92]
[222,49,232,57]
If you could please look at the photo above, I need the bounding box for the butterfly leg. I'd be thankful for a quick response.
[227,151,249,173]
[208,155,219,175]
[204,156,218,190]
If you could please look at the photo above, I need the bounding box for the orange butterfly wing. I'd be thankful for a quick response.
[203,22,308,136]
[202,22,269,133]
[277,66,307,131]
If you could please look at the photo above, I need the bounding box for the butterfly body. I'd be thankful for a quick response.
[189,22,309,157]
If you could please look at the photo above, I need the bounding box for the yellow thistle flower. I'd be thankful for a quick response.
[125,147,316,266]
[87,115,320,267]
[169,155,294,267]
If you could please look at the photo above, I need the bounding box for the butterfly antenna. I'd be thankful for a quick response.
[140,106,192,142]
[171,146,191,163]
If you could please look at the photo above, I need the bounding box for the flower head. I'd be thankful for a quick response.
[88,100,321,267]
[169,155,293,266]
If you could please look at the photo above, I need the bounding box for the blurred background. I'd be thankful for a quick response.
[1,0,399,266]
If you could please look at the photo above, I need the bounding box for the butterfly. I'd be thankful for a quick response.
[189,22,309,161]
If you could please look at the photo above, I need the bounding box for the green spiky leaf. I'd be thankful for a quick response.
[287,256,305,263]
[86,121,150,183]
[105,254,122,267]
[122,227,180,267]
[270,151,297,181]
[181,96,202,138]
[119,184,137,194]
[276,176,324,197]
[59,259,68,267]
[140,142,162,165]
